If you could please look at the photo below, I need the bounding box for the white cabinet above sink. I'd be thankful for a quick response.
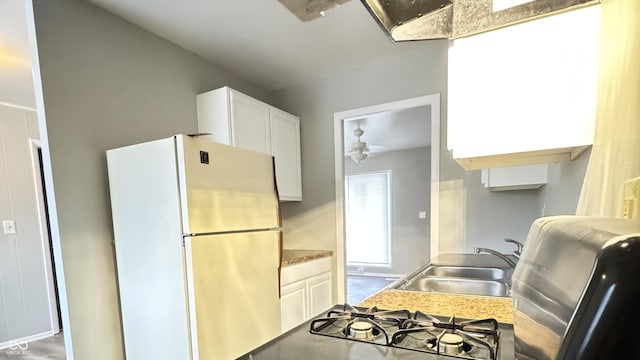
[447,5,601,170]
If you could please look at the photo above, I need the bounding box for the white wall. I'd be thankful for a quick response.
[0,104,53,343]
[345,147,431,275]
[29,0,272,358]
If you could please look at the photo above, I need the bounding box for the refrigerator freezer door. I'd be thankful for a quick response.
[176,135,280,235]
[185,231,282,360]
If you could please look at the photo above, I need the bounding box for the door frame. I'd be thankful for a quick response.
[333,94,441,303]
[29,139,60,334]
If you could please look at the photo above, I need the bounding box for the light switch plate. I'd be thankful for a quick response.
[3,220,17,234]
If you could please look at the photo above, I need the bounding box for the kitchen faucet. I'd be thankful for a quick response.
[504,237,524,258]
[474,247,518,269]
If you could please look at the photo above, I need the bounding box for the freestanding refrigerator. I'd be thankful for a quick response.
[106,134,282,360]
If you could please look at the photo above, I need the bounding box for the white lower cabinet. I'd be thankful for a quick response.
[307,272,332,317]
[280,281,307,332]
[280,257,332,333]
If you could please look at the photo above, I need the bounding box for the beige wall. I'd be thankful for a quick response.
[0,104,53,342]
[577,0,640,216]
[30,0,271,358]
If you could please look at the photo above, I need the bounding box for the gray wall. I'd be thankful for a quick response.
[273,39,587,274]
[0,104,52,342]
[540,148,591,217]
[439,158,542,254]
[31,0,271,358]
[273,42,449,258]
[345,147,431,275]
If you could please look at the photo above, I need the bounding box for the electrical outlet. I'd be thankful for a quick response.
[2,220,16,235]
[622,176,640,219]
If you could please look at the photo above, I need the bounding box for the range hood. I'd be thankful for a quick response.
[360,0,600,41]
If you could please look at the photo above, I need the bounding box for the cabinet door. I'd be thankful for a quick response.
[269,108,302,201]
[307,272,332,319]
[229,90,271,155]
[280,280,307,333]
[447,7,599,169]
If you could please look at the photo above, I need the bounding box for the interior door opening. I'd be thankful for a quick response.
[334,94,441,305]
[37,147,62,331]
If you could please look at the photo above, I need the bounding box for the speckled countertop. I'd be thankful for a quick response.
[282,249,334,267]
[359,289,514,324]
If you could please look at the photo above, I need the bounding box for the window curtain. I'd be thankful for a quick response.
[576,0,640,217]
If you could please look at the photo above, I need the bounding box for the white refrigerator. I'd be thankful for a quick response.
[106,134,282,360]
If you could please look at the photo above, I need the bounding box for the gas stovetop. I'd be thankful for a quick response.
[238,304,515,360]
[309,304,500,360]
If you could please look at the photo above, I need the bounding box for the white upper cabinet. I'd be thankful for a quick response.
[229,90,271,154]
[269,108,302,201]
[481,164,548,191]
[447,5,601,170]
[197,87,302,201]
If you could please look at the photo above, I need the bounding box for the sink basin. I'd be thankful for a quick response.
[398,277,510,297]
[390,262,513,297]
[422,265,511,280]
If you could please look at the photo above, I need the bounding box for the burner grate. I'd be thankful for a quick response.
[310,305,500,360]
[309,304,411,345]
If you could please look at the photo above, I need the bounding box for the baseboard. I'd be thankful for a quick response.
[0,330,57,350]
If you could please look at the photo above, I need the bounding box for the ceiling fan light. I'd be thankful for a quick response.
[350,151,368,163]
[351,140,367,152]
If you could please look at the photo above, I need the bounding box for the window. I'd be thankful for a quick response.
[345,171,391,267]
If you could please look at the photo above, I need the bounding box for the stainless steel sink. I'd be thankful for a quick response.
[390,262,513,297]
[422,265,511,280]
[398,277,510,297]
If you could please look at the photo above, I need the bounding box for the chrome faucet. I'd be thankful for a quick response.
[504,237,524,258]
[474,247,518,268]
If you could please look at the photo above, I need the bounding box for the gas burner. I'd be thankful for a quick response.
[348,321,376,340]
[392,312,499,359]
[310,305,500,360]
[432,333,468,355]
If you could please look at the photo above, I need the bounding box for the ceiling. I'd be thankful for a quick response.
[343,106,431,156]
[0,0,431,148]
[85,0,427,91]
[0,0,34,108]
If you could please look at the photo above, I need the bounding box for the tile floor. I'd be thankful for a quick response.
[347,275,396,305]
[0,333,65,360]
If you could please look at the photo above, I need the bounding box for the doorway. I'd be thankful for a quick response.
[0,127,64,355]
[334,94,441,304]
[35,145,63,332]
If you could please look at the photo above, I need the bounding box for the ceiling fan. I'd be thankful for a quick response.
[347,123,387,163]
[349,124,368,163]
